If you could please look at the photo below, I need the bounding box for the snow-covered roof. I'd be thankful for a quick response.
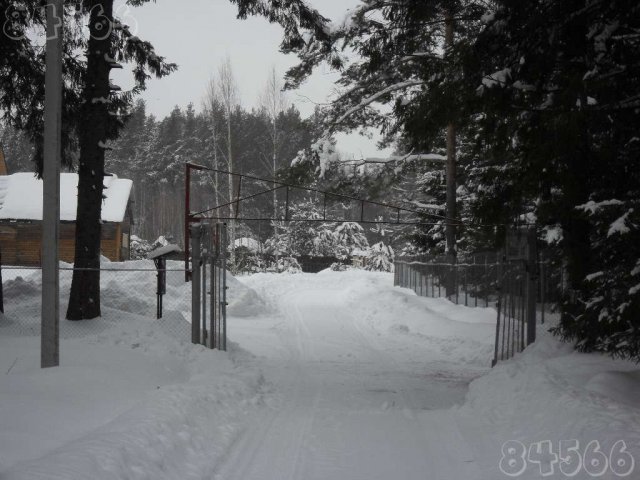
[148,244,182,259]
[0,173,133,223]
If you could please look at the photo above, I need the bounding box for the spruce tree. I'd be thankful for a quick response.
[468,0,640,358]
[67,0,176,320]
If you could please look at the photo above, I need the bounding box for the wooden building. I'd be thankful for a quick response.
[0,172,133,266]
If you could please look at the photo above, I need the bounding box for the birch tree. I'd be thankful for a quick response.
[204,77,223,208]
[259,66,289,260]
[218,57,239,269]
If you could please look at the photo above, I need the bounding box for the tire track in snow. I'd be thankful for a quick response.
[217,275,481,479]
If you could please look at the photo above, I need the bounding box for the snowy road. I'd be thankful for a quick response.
[5,269,636,480]
[217,273,488,480]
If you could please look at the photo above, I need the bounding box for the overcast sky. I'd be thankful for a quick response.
[111,0,392,159]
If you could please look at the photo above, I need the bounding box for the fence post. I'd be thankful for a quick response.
[190,224,202,345]
[526,227,538,346]
[445,254,456,300]
[540,261,546,324]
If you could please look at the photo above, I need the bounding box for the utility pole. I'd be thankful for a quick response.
[41,0,63,368]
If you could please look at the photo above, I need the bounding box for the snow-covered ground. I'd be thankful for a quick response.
[1,267,638,479]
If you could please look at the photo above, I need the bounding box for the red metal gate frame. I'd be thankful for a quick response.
[184,162,456,280]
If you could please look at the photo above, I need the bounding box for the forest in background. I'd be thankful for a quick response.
[0,95,316,244]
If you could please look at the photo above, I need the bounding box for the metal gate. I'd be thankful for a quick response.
[190,222,228,350]
[394,228,561,366]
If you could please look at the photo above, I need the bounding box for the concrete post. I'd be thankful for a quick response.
[41,0,63,369]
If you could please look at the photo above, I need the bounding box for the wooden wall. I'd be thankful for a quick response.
[0,221,125,266]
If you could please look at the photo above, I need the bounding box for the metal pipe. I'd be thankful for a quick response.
[214,239,218,348]
[190,224,202,344]
[202,237,207,346]
[185,164,191,281]
[221,223,228,351]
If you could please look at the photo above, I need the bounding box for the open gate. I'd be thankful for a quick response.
[183,162,459,352]
[189,222,228,350]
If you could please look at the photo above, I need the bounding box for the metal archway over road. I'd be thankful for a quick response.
[184,161,456,276]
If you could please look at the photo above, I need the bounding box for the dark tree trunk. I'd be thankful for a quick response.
[444,10,457,297]
[446,121,457,257]
[66,1,113,320]
[444,11,457,260]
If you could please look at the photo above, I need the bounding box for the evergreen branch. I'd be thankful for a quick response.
[334,80,425,125]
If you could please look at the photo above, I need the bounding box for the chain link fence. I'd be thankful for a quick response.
[0,261,192,343]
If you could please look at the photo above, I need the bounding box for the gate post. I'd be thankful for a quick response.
[190,224,202,344]
[526,227,538,346]
[221,223,228,351]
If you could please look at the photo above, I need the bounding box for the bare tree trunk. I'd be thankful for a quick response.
[218,58,238,271]
[227,114,236,270]
[259,66,288,264]
[271,104,280,264]
[443,10,458,300]
[273,145,279,264]
[67,0,114,320]
[213,142,220,210]
[446,122,456,257]
[205,77,220,211]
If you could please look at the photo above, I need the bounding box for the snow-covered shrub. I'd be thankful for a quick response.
[365,242,395,272]
[233,246,265,274]
[130,235,152,260]
[335,222,369,258]
[276,256,302,274]
[265,203,339,258]
[330,262,348,272]
[312,227,339,257]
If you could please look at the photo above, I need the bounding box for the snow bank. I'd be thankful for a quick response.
[457,324,640,478]
[0,260,266,333]
[0,261,268,478]
[0,315,266,479]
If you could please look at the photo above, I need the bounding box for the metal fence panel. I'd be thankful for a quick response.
[394,255,562,366]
